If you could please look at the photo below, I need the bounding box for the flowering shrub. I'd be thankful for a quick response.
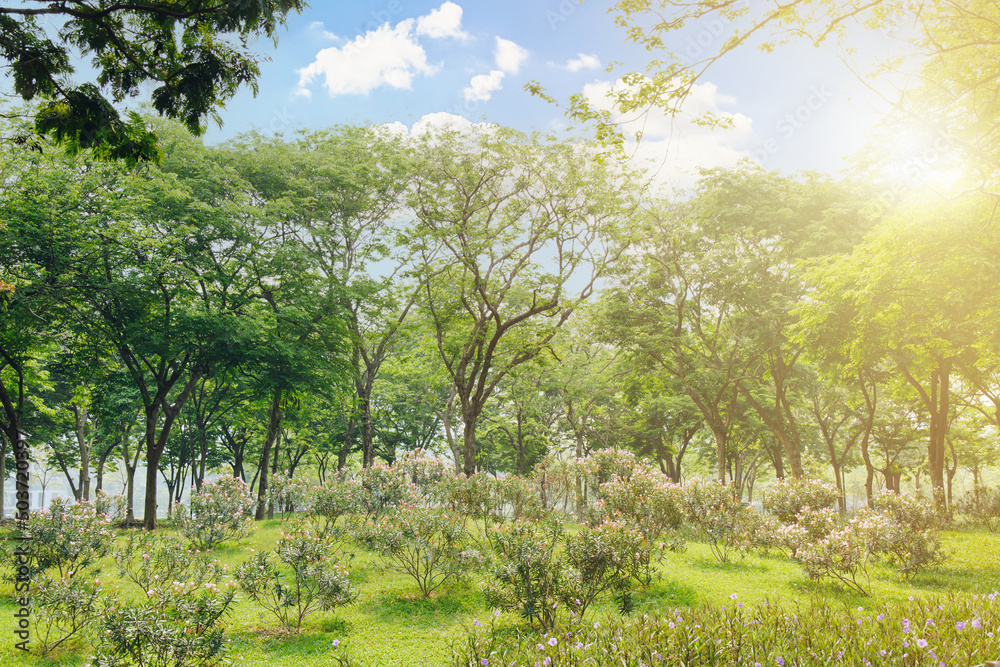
[453,591,1000,667]
[95,529,239,666]
[353,506,483,598]
[794,510,890,595]
[396,450,451,497]
[681,479,760,563]
[19,497,115,578]
[235,526,357,633]
[481,519,568,631]
[30,573,104,655]
[438,474,550,554]
[93,578,238,666]
[763,477,840,524]
[597,471,685,542]
[112,530,229,595]
[176,475,257,550]
[956,486,1000,532]
[306,478,362,542]
[93,490,128,525]
[356,461,418,519]
[871,490,946,580]
[562,520,650,616]
[764,506,840,557]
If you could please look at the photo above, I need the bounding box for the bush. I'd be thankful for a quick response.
[763,477,840,524]
[956,485,1000,532]
[481,519,568,631]
[266,473,314,520]
[305,478,362,542]
[597,471,685,542]
[176,476,256,550]
[356,461,418,519]
[92,579,238,667]
[353,506,482,598]
[681,479,760,563]
[437,474,550,554]
[395,450,451,498]
[871,490,946,580]
[765,506,840,557]
[794,510,889,595]
[562,520,650,616]
[235,526,357,633]
[30,573,104,655]
[19,497,114,578]
[94,531,238,666]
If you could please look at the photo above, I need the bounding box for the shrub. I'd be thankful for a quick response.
[562,520,650,616]
[438,474,550,554]
[794,510,889,595]
[235,526,357,633]
[266,472,314,520]
[395,450,451,498]
[481,519,568,631]
[30,573,104,655]
[176,475,256,550]
[305,478,362,542]
[94,531,238,666]
[92,578,238,667]
[353,506,482,598]
[956,485,1000,532]
[765,506,840,557]
[597,471,685,542]
[356,461,418,519]
[681,479,760,563]
[19,497,114,578]
[763,477,840,524]
[871,490,947,580]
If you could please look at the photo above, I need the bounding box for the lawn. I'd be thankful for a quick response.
[2,521,999,667]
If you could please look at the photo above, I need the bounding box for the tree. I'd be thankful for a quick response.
[0,0,305,163]
[798,194,999,510]
[406,126,639,476]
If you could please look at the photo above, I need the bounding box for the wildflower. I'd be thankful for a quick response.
[956,621,966,631]
[480,660,488,666]
[916,639,928,648]
[594,622,600,629]
[575,643,583,650]
[332,640,340,647]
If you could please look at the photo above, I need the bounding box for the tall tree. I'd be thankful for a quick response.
[406,126,639,476]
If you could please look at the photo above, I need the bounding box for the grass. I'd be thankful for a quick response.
[2,520,999,666]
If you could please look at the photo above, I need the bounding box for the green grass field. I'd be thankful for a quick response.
[2,521,999,667]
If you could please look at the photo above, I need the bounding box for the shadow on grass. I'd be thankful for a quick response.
[636,577,701,609]
[231,629,344,658]
[365,581,480,623]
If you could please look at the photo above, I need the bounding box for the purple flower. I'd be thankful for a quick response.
[777,658,785,666]
[480,660,488,666]
[916,639,928,648]
[956,621,966,630]
[548,637,557,647]
[332,640,340,647]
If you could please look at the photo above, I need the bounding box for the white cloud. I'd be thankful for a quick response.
[376,113,495,138]
[296,19,437,97]
[416,2,470,40]
[583,78,755,189]
[306,21,340,42]
[494,37,528,74]
[464,70,505,102]
[562,53,600,72]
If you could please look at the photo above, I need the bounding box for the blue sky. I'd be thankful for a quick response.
[41,1,907,187]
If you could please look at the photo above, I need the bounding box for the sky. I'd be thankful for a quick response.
[19,1,911,190]
[198,0,907,190]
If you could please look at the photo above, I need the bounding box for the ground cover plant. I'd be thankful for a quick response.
[1,452,998,667]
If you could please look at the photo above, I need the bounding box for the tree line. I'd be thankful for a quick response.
[1,116,997,530]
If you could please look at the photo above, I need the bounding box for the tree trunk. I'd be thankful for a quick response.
[255,389,283,521]
[73,404,91,502]
[462,406,478,477]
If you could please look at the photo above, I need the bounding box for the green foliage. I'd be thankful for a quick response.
[176,476,256,550]
[19,497,114,578]
[763,478,841,525]
[871,491,947,580]
[681,480,760,563]
[353,506,483,599]
[30,573,103,655]
[356,462,418,520]
[481,519,568,631]
[454,592,1000,667]
[0,1,307,162]
[305,478,363,542]
[956,486,1000,533]
[235,527,357,633]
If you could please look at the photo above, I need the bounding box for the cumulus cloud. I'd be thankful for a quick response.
[583,78,755,189]
[296,19,437,97]
[464,70,505,102]
[376,112,495,138]
[494,37,528,74]
[416,2,470,40]
[562,53,600,72]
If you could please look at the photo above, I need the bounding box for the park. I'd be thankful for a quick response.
[1,1,1000,666]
